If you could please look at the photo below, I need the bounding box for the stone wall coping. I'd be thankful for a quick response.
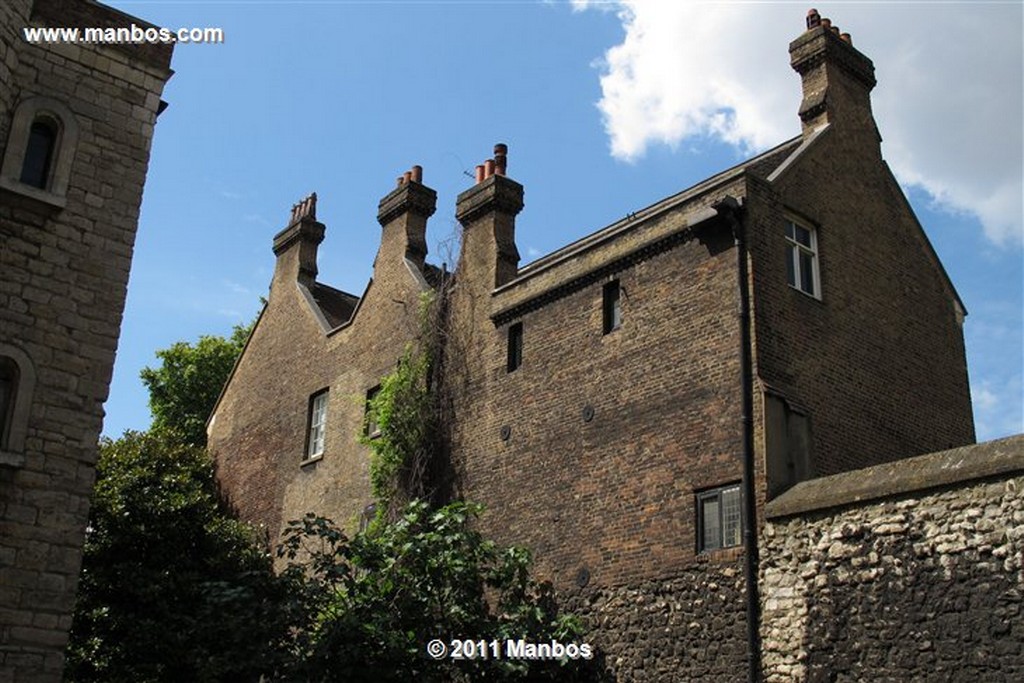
[765,434,1024,519]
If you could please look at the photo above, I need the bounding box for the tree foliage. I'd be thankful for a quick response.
[277,501,591,682]
[65,431,295,682]
[139,322,251,447]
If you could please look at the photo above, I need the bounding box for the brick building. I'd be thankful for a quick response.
[208,12,977,679]
[0,1,172,680]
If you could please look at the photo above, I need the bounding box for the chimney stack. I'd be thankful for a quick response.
[790,10,877,138]
[272,192,325,288]
[377,164,437,267]
[456,142,523,289]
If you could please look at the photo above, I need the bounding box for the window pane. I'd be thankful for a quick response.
[794,225,812,247]
[20,120,56,189]
[721,486,742,548]
[786,245,797,287]
[700,497,721,551]
[799,251,815,294]
[784,222,794,240]
[308,392,328,457]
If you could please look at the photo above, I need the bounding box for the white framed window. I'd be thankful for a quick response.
[785,220,820,298]
[306,390,329,459]
[697,484,742,552]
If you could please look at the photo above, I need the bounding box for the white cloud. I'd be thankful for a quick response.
[577,1,1023,245]
[971,375,1024,441]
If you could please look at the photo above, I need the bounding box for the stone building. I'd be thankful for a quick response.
[0,1,172,680]
[209,12,991,680]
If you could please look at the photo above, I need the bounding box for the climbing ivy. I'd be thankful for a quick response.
[360,292,442,524]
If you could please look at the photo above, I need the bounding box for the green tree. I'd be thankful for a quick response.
[64,431,295,682]
[139,322,251,447]
[278,501,591,682]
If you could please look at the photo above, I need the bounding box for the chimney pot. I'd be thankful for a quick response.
[821,17,831,30]
[840,32,852,44]
[475,164,485,184]
[494,143,508,176]
[411,165,423,183]
[484,158,495,179]
[806,9,821,30]
[403,170,412,184]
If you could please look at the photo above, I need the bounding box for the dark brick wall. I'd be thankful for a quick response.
[0,2,172,680]
[206,18,980,683]
[447,178,749,590]
[748,122,975,479]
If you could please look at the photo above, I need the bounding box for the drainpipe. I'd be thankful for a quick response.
[714,195,761,683]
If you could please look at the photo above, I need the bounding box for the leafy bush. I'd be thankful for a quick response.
[277,500,591,682]
[64,431,295,682]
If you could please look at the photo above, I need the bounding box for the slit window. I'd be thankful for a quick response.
[20,118,58,189]
[697,484,742,552]
[306,389,329,459]
[602,280,621,334]
[507,322,523,373]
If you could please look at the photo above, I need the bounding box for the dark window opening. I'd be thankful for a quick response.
[697,484,742,552]
[602,280,621,334]
[359,503,377,532]
[365,385,381,437]
[20,119,58,189]
[507,322,523,373]
[0,358,17,448]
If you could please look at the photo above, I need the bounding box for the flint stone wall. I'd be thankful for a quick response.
[760,435,1024,682]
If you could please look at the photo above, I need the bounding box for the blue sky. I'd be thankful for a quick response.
[103,1,1023,443]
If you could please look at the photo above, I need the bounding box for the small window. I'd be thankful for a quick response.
[602,280,621,334]
[306,390,329,459]
[19,118,58,189]
[0,97,79,205]
[0,345,35,465]
[0,358,17,448]
[785,220,820,298]
[365,385,381,437]
[507,322,523,373]
[359,502,377,532]
[697,484,742,552]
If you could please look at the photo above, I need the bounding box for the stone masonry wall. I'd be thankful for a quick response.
[568,558,749,682]
[760,436,1024,682]
[0,2,172,680]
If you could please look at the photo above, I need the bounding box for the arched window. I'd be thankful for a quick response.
[0,345,36,466]
[0,96,78,206]
[19,117,59,189]
[0,357,18,446]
